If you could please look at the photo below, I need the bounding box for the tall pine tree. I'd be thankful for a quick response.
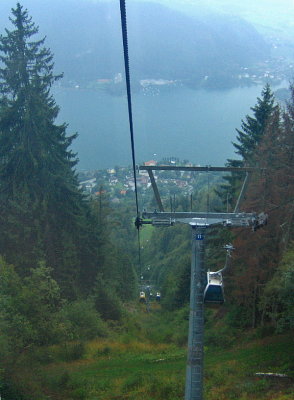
[0,3,98,294]
[218,84,278,210]
[231,83,277,165]
[226,84,294,329]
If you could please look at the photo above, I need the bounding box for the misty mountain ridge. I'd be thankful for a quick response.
[126,3,269,80]
[0,0,270,85]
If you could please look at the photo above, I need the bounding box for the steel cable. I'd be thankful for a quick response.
[119,0,139,216]
[119,0,142,279]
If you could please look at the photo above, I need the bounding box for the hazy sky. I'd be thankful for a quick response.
[1,0,291,36]
[133,0,294,29]
[1,0,294,29]
[1,0,293,169]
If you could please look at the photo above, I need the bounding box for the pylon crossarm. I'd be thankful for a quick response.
[147,169,164,212]
[138,165,260,215]
[139,211,258,228]
[139,165,257,172]
[234,171,249,213]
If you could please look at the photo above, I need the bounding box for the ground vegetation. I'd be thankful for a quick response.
[0,4,293,400]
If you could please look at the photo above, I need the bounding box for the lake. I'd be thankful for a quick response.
[55,84,266,170]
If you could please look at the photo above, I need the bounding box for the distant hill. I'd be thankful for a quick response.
[152,0,294,38]
[0,0,270,83]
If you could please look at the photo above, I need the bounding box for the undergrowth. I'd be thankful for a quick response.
[1,304,293,399]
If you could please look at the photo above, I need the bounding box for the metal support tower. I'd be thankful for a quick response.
[136,165,267,400]
[185,225,205,400]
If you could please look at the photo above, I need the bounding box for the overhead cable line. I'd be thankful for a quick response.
[266,197,294,214]
[119,0,142,278]
[119,0,139,217]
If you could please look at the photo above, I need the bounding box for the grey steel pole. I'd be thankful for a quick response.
[185,225,206,400]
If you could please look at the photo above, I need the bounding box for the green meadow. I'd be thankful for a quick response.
[8,305,293,400]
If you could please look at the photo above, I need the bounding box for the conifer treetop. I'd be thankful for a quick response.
[0,3,62,99]
[232,83,277,164]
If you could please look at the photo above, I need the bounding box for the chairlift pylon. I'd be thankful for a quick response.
[134,164,267,400]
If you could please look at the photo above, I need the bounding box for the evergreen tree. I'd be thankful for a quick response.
[0,4,97,293]
[218,84,278,211]
[227,84,294,328]
[211,85,279,327]
[231,83,277,165]
[0,3,76,195]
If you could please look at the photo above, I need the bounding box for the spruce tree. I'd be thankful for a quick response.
[225,84,294,328]
[219,84,277,210]
[231,83,277,165]
[213,85,279,325]
[0,4,96,293]
[0,3,78,202]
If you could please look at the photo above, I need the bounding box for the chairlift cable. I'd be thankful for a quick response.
[266,197,294,214]
[119,0,139,217]
[119,0,142,279]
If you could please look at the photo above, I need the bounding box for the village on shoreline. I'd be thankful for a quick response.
[78,157,223,206]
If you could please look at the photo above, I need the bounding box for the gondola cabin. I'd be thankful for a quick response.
[139,291,146,303]
[204,271,224,304]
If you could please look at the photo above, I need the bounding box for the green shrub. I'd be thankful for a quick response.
[224,304,251,329]
[58,341,86,362]
[145,324,173,344]
[205,325,237,348]
[0,260,68,359]
[57,371,70,389]
[254,325,276,339]
[122,372,144,392]
[72,387,88,400]
[29,347,55,364]
[172,330,188,346]
[95,346,111,357]
[92,279,123,321]
[239,378,270,395]
[147,376,182,399]
[59,299,107,340]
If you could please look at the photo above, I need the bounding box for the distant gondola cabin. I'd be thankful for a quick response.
[139,291,146,303]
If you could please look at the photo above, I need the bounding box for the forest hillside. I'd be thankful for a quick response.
[0,3,293,400]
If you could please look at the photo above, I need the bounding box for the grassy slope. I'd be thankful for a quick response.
[24,306,293,400]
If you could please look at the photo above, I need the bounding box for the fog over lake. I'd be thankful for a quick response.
[55,85,266,170]
[1,0,292,170]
